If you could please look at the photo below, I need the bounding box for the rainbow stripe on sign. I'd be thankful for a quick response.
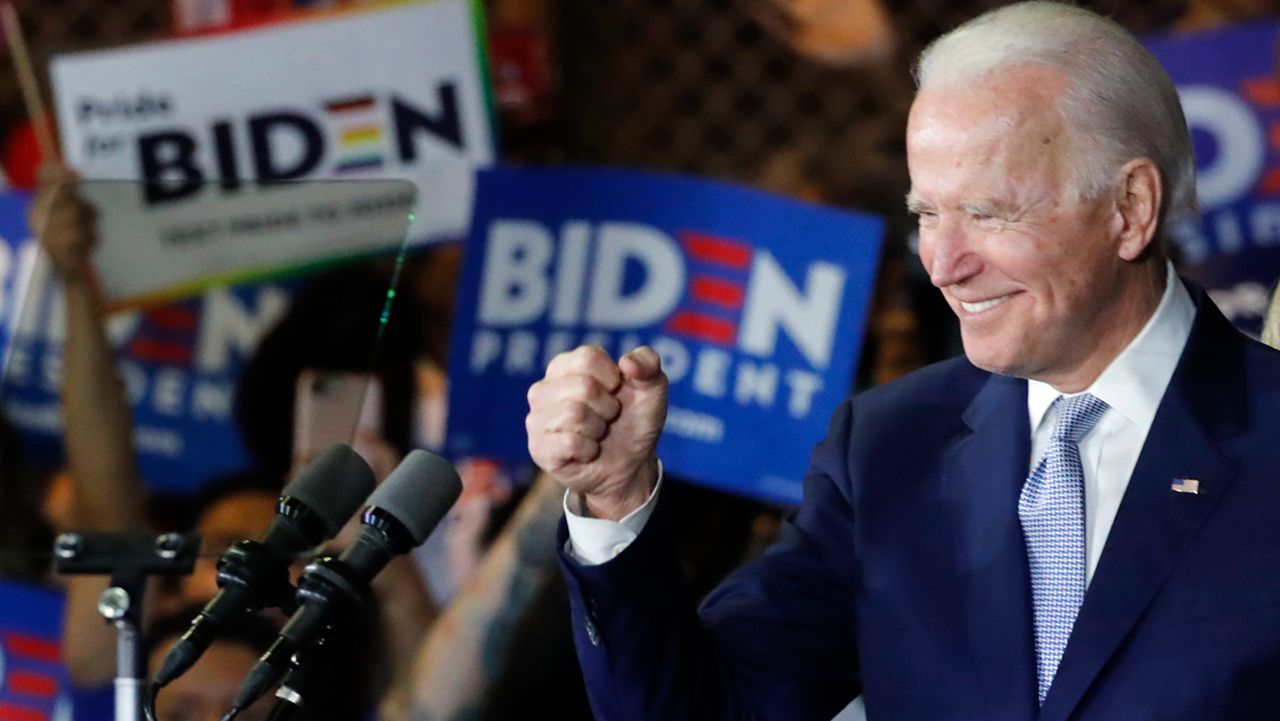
[326,94,386,174]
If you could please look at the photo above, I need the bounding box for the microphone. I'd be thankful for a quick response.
[228,450,462,716]
[153,444,376,688]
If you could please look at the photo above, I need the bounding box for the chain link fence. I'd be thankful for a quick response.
[0,0,170,132]
[0,0,1185,206]
[553,0,1186,213]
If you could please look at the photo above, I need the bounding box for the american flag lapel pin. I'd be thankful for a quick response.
[1171,478,1201,495]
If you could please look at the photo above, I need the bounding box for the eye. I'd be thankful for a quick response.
[968,210,1006,232]
[913,209,938,229]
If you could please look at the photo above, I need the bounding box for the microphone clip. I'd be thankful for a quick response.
[226,556,373,716]
[215,540,300,615]
[294,556,372,623]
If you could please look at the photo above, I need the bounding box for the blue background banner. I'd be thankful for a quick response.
[446,167,883,505]
[1147,21,1280,336]
[0,192,37,374]
[0,190,297,494]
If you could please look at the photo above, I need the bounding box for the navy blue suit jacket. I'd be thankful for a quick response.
[558,284,1280,720]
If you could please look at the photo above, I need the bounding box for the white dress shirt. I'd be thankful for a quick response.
[564,461,664,565]
[566,263,1196,572]
[1027,262,1194,584]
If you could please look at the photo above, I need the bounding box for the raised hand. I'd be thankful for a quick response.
[30,162,96,284]
[526,345,668,521]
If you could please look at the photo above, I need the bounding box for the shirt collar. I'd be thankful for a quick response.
[1028,261,1195,434]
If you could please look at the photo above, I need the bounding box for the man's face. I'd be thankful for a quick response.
[907,66,1128,387]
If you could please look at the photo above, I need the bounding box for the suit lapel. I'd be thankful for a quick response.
[1039,287,1246,721]
[953,373,1039,721]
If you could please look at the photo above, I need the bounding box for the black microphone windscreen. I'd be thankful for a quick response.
[284,444,376,536]
[366,450,461,545]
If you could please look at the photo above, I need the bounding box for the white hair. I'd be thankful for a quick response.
[915,1,1197,232]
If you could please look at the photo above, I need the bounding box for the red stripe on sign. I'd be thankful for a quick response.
[1262,168,1280,196]
[0,702,45,721]
[326,95,377,113]
[667,311,736,345]
[681,231,752,269]
[1243,78,1280,107]
[4,633,59,663]
[144,307,198,330]
[127,338,192,366]
[689,276,745,309]
[8,671,57,698]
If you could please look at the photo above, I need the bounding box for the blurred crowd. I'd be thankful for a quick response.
[9,164,786,721]
[0,0,1279,720]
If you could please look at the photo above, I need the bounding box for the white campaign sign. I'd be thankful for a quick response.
[50,0,493,304]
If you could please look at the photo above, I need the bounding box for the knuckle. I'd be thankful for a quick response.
[575,375,599,398]
[546,350,575,375]
[570,345,611,376]
[567,401,589,424]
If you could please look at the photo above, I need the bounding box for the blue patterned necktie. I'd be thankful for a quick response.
[1018,392,1109,704]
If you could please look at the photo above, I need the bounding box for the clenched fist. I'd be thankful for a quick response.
[526,345,668,521]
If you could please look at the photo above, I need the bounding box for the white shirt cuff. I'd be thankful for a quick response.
[562,460,663,566]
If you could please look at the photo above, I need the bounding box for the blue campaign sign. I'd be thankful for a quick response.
[446,167,883,505]
[0,191,297,494]
[0,580,73,720]
[1147,21,1280,336]
[0,192,37,372]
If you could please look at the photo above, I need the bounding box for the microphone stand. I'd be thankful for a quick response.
[53,531,200,721]
[264,624,347,721]
[163,541,305,721]
[101,569,145,721]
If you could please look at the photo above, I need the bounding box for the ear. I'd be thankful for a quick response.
[1113,158,1162,262]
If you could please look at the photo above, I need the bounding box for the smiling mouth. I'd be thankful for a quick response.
[958,294,1013,314]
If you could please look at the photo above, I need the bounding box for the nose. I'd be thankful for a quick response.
[922,218,982,289]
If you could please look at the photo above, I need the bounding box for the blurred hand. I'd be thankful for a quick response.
[746,0,894,66]
[526,345,667,521]
[30,161,96,283]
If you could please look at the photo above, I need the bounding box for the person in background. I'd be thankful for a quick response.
[1175,0,1277,30]
[32,166,288,721]
[33,164,433,720]
[33,165,284,690]
[147,607,278,721]
[398,472,566,721]
[31,162,151,688]
[231,263,438,715]
[0,424,50,583]
[746,0,895,66]
[157,469,282,611]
